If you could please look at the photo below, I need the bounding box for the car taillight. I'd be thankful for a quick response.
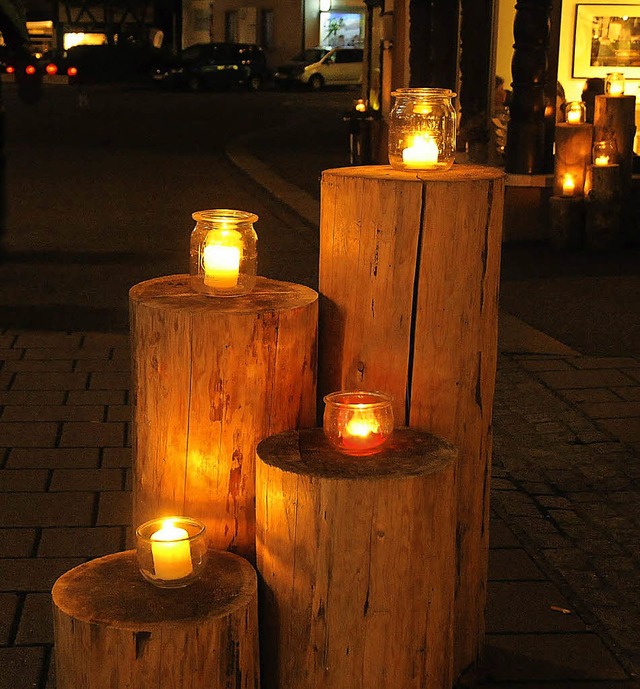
[45,63,57,75]
[67,66,78,77]
[25,65,36,75]
[6,66,15,74]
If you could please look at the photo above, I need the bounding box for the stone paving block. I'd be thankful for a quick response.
[488,548,546,581]
[0,493,94,527]
[15,592,53,644]
[597,418,640,443]
[0,558,84,591]
[579,402,640,419]
[538,369,636,389]
[23,347,110,360]
[6,448,100,469]
[11,371,89,390]
[107,405,130,422]
[83,333,129,347]
[519,481,556,495]
[49,468,123,491]
[0,646,46,689]
[38,526,123,557]
[59,422,125,447]
[613,386,640,402]
[0,423,58,448]
[622,368,640,383]
[14,334,83,349]
[489,520,521,548]
[66,389,127,405]
[0,348,23,360]
[3,360,74,373]
[0,529,37,557]
[89,371,129,390]
[0,592,19,643]
[1,405,104,422]
[484,632,628,680]
[101,447,132,467]
[0,371,13,390]
[0,469,48,492]
[519,359,575,372]
[572,357,640,369]
[75,358,130,372]
[487,581,588,633]
[0,390,65,406]
[0,335,16,347]
[508,517,569,549]
[97,491,132,526]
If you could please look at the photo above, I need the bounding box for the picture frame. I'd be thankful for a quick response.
[573,4,640,80]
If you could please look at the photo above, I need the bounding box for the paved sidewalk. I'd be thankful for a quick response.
[0,119,639,687]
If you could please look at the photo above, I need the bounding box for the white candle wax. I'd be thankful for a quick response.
[562,175,576,197]
[203,243,241,288]
[566,109,582,124]
[594,155,610,167]
[608,82,624,96]
[151,520,193,580]
[402,135,439,168]
[345,407,379,438]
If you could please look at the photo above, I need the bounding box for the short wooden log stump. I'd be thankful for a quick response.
[256,427,457,689]
[52,550,259,689]
[130,275,318,560]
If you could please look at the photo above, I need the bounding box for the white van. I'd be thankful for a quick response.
[274,46,363,90]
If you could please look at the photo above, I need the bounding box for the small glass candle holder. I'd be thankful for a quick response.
[136,516,208,588]
[323,391,394,456]
[564,100,586,124]
[592,140,616,166]
[190,209,258,297]
[388,88,457,171]
[562,173,576,197]
[605,72,625,96]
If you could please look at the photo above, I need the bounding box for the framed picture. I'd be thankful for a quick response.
[573,4,640,80]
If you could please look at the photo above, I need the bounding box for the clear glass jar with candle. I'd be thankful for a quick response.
[388,88,457,172]
[323,391,394,456]
[592,140,617,166]
[190,209,258,297]
[564,100,586,124]
[136,516,208,588]
[605,72,625,96]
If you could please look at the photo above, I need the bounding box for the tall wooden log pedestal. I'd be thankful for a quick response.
[585,164,622,251]
[130,275,318,561]
[52,550,259,689]
[594,95,636,190]
[549,195,585,250]
[319,165,504,677]
[553,123,593,197]
[256,428,458,689]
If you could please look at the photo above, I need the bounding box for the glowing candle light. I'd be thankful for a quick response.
[202,229,242,289]
[562,175,576,197]
[605,72,625,96]
[402,135,439,168]
[150,519,193,581]
[594,155,610,167]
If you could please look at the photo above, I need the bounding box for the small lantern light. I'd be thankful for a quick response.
[136,516,208,588]
[323,391,394,456]
[190,209,258,297]
[605,72,625,96]
[592,140,616,166]
[562,173,576,197]
[388,88,457,171]
[564,100,586,124]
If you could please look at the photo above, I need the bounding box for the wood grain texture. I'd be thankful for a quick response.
[553,123,593,197]
[52,550,259,689]
[594,95,636,190]
[256,428,457,689]
[130,275,318,561]
[318,164,504,677]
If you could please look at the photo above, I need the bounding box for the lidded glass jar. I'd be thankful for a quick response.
[605,72,625,96]
[190,209,258,297]
[564,100,586,124]
[388,88,457,172]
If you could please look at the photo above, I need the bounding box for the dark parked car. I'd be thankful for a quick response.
[152,43,269,92]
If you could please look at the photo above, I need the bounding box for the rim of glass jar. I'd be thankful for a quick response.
[192,209,259,225]
[391,87,456,99]
[323,390,394,408]
[135,516,206,543]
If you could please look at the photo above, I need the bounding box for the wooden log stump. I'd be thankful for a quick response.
[130,275,317,561]
[553,123,593,197]
[256,427,458,689]
[594,94,636,191]
[52,550,259,689]
[549,195,585,250]
[585,164,622,251]
[319,164,503,677]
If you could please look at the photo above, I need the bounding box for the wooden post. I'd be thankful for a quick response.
[548,195,584,250]
[585,164,622,250]
[553,123,593,197]
[256,427,457,689]
[593,94,636,191]
[318,164,504,678]
[130,275,317,561]
[52,550,259,689]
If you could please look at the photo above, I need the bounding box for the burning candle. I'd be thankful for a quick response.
[402,135,439,168]
[562,175,576,197]
[594,155,610,167]
[565,101,586,124]
[202,229,242,288]
[605,72,625,96]
[150,519,193,580]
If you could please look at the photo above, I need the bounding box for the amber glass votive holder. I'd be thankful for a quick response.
[323,391,394,456]
[136,516,208,588]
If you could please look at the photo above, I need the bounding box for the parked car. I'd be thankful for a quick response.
[152,43,269,92]
[274,46,363,90]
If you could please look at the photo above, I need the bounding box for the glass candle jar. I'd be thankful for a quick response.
[190,209,258,297]
[388,88,457,172]
[592,140,616,166]
[136,516,208,588]
[605,72,625,96]
[564,100,586,124]
[323,391,394,456]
